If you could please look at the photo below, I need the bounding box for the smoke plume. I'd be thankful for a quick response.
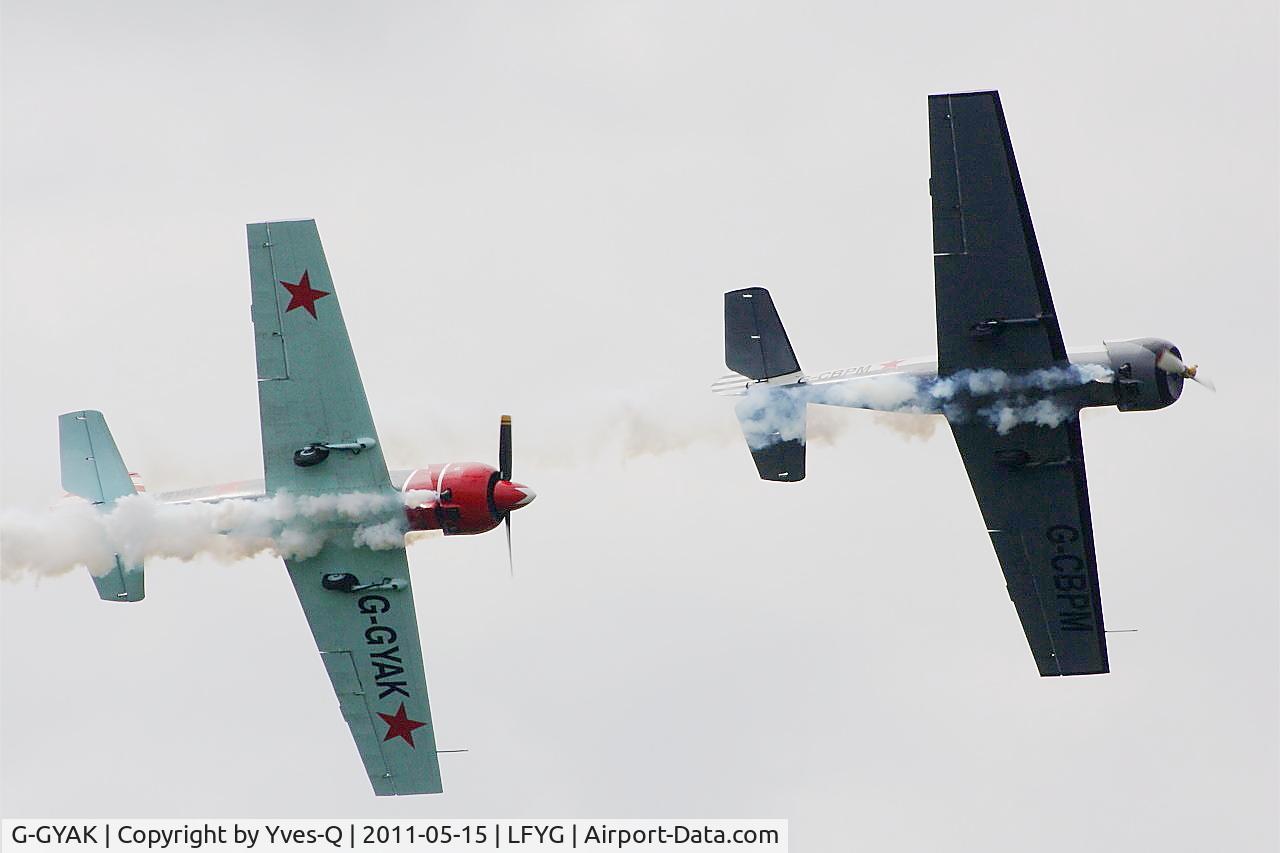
[0,489,436,582]
[734,364,1112,448]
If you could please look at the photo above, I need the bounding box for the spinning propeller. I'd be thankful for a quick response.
[491,415,536,575]
[500,415,513,575]
[1156,349,1216,392]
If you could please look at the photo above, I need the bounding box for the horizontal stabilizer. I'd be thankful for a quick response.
[734,392,807,481]
[746,437,806,482]
[725,288,802,381]
[60,411,135,504]
[59,411,145,602]
[90,557,146,602]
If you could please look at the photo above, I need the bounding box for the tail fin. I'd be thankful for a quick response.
[58,411,145,602]
[723,288,806,481]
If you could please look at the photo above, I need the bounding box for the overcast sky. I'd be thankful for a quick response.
[2,1,1276,849]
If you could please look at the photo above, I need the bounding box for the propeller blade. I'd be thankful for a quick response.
[498,415,512,481]
[1155,349,1187,375]
[1156,349,1215,392]
[504,514,513,577]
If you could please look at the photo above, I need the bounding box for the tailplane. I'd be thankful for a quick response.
[723,288,807,481]
[724,287,803,382]
[58,410,145,602]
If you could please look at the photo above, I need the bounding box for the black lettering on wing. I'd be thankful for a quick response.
[1059,611,1093,632]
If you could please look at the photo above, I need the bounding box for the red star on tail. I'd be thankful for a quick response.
[379,702,427,747]
[279,270,330,319]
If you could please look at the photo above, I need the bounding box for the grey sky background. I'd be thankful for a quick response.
[2,1,1276,849]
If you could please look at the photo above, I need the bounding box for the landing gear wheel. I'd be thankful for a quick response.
[322,572,360,592]
[294,444,330,467]
[995,449,1031,468]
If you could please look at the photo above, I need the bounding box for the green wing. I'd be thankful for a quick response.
[286,543,442,795]
[247,220,390,495]
[248,220,442,794]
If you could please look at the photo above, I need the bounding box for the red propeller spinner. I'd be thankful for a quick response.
[492,479,536,513]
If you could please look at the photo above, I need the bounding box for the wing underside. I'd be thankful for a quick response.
[246,220,443,792]
[950,421,1107,676]
[286,543,443,794]
[930,91,1066,374]
[247,219,391,496]
[929,92,1108,675]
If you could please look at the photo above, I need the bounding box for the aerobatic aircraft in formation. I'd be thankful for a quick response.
[59,220,536,795]
[714,90,1210,678]
[52,92,1208,801]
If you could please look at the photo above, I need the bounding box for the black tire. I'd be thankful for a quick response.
[995,449,1031,468]
[294,444,330,467]
[322,572,359,592]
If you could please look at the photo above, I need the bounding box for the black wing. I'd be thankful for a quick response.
[950,420,1107,676]
[929,91,1066,374]
[930,91,1107,675]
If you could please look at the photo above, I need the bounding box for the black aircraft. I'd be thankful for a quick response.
[712,91,1210,677]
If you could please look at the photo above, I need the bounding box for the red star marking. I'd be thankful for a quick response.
[879,359,904,371]
[379,702,427,748]
[279,270,330,319]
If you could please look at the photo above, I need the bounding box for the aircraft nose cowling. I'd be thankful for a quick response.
[492,480,536,513]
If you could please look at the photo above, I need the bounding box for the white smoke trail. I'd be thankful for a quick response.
[812,373,924,411]
[352,519,411,550]
[977,399,1076,434]
[0,489,437,582]
[734,391,807,449]
[734,364,1112,448]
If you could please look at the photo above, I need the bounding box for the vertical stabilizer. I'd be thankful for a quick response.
[58,411,145,602]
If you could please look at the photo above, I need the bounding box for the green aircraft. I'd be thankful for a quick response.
[59,220,536,795]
